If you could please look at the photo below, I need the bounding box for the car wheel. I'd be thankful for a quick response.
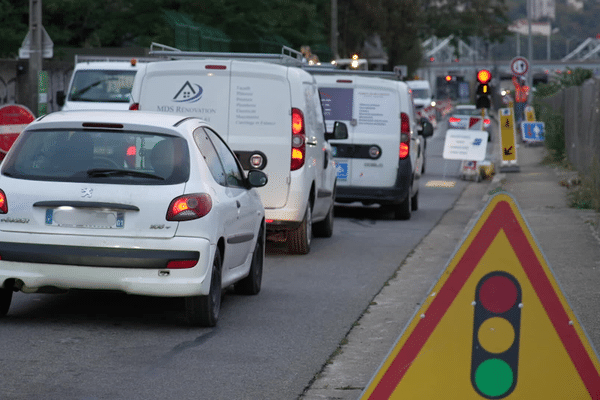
[185,250,222,327]
[393,194,411,220]
[0,287,13,317]
[287,204,312,255]
[411,190,419,211]
[234,228,264,295]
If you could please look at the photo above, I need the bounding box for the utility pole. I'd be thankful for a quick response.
[330,0,338,60]
[527,0,533,91]
[28,0,42,116]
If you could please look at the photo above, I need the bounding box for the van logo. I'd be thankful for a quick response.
[173,81,203,103]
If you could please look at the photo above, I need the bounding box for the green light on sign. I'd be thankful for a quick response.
[474,358,514,397]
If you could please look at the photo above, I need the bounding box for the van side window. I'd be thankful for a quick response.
[193,127,227,186]
[203,128,245,188]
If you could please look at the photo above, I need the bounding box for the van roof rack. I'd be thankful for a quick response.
[303,65,403,80]
[74,55,158,64]
[149,42,305,67]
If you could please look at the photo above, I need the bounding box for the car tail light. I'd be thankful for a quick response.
[167,260,198,269]
[291,108,305,171]
[484,118,491,125]
[400,112,410,160]
[129,103,139,111]
[166,193,212,221]
[449,116,461,123]
[0,189,7,214]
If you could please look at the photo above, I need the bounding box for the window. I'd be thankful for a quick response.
[196,127,245,188]
[193,127,227,186]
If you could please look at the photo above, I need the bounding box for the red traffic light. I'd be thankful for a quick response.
[477,69,492,84]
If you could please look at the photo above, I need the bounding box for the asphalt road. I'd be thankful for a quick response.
[0,118,484,400]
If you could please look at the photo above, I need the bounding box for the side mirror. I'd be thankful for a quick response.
[56,90,66,107]
[419,117,434,138]
[247,169,268,188]
[325,121,348,141]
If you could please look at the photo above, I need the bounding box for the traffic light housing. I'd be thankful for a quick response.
[476,69,492,109]
[471,271,522,398]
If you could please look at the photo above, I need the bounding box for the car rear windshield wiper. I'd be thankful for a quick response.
[86,168,165,180]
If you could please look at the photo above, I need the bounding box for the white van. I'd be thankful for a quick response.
[312,73,433,219]
[57,57,148,111]
[128,47,348,254]
[406,80,434,110]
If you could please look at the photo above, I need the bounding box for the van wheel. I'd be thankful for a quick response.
[185,250,222,327]
[234,228,264,295]
[0,287,13,317]
[288,204,312,254]
[411,190,419,211]
[393,195,411,220]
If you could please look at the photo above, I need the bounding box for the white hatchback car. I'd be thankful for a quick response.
[0,110,268,327]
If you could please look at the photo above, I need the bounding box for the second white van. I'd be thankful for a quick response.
[313,74,433,220]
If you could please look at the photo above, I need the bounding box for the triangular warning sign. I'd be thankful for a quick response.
[469,117,481,129]
[360,193,600,399]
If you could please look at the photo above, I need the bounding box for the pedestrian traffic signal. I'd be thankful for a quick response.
[471,271,521,399]
[476,70,492,109]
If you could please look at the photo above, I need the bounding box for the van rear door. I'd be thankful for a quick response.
[227,61,292,209]
[319,77,400,189]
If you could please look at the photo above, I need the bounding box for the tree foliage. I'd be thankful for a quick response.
[1,0,511,75]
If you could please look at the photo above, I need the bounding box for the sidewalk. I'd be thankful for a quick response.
[299,143,600,399]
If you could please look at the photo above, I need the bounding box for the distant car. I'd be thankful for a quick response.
[448,104,492,140]
[0,110,268,327]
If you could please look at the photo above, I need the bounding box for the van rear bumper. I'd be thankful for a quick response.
[335,159,412,206]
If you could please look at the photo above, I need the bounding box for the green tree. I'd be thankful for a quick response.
[0,0,28,58]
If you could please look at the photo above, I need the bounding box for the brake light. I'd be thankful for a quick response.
[484,118,491,125]
[166,193,212,221]
[0,189,7,214]
[291,108,306,171]
[449,116,461,123]
[167,260,198,269]
[205,65,227,70]
[400,112,410,160]
[129,103,139,111]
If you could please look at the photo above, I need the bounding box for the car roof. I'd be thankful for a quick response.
[456,104,476,110]
[32,110,201,131]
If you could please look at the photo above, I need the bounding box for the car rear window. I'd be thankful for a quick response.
[1,129,190,185]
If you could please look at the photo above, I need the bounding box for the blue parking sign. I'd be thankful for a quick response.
[521,121,545,142]
[335,161,349,181]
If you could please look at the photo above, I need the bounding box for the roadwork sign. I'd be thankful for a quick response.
[499,108,520,172]
[360,193,600,400]
[521,121,545,143]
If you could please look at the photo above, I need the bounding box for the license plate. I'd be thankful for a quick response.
[46,208,125,229]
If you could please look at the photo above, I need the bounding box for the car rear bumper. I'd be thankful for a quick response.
[0,234,214,297]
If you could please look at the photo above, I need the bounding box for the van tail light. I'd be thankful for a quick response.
[0,189,7,214]
[166,193,212,221]
[129,103,139,111]
[400,112,410,160]
[291,108,306,171]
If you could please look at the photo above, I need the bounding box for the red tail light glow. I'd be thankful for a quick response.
[400,112,410,160]
[129,103,139,111]
[449,116,461,123]
[291,108,306,171]
[167,260,198,269]
[0,189,7,214]
[166,193,212,221]
[484,118,491,125]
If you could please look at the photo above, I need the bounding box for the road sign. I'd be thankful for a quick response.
[525,105,536,122]
[511,57,529,76]
[360,193,600,399]
[521,121,545,142]
[443,129,488,161]
[499,107,520,172]
[0,104,35,160]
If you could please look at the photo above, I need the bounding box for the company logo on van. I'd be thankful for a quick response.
[173,81,203,103]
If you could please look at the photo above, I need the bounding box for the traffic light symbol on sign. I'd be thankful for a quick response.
[471,271,522,399]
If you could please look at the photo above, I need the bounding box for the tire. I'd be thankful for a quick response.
[411,190,419,211]
[185,250,222,327]
[234,228,264,295]
[287,204,312,255]
[393,194,411,220]
[313,185,335,238]
[0,287,13,317]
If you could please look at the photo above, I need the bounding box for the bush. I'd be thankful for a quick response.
[533,101,565,162]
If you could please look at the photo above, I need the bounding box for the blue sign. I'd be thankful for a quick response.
[521,122,545,142]
[335,161,349,181]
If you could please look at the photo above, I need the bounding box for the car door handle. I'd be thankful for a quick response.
[236,200,241,208]
[306,137,318,146]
